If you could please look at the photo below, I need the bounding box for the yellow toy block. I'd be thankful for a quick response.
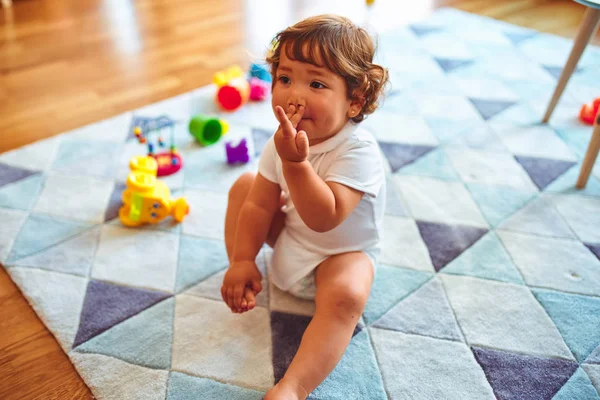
[119,156,189,227]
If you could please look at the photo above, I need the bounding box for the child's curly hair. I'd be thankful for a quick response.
[266,14,389,123]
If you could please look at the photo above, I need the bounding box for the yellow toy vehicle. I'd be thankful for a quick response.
[119,156,189,227]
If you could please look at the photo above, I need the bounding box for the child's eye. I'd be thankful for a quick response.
[278,75,290,84]
[310,81,326,89]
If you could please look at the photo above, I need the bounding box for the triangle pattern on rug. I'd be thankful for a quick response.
[469,99,517,120]
[586,244,600,262]
[587,345,600,364]
[498,196,574,239]
[543,66,582,80]
[12,226,101,277]
[515,156,576,190]
[434,58,475,73]
[73,280,171,348]
[310,330,387,400]
[471,346,578,400]
[504,31,536,45]
[416,221,488,272]
[70,352,169,399]
[447,124,506,151]
[385,177,410,217]
[362,265,432,325]
[270,311,313,384]
[167,372,264,400]
[76,298,174,369]
[176,235,228,293]
[0,162,39,188]
[0,173,44,211]
[252,128,271,156]
[553,367,600,400]
[104,182,126,222]
[545,164,600,196]
[466,183,536,227]
[442,232,524,285]
[532,288,600,363]
[398,148,459,181]
[7,214,95,263]
[373,277,463,341]
[378,141,436,173]
[425,118,476,144]
[409,24,442,37]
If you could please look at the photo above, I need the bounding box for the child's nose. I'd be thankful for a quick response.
[286,96,306,109]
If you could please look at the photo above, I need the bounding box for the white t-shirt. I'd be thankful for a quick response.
[258,122,386,291]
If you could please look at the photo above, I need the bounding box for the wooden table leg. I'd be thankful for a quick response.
[577,108,600,189]
[543,7,600,123]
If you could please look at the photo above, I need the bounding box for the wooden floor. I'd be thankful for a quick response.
[0,0,598,398]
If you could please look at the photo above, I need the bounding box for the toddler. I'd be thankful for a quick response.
[221,14,388,399]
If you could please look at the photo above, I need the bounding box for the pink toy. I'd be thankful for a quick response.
[249,77,269,101]
[226,138,250,164]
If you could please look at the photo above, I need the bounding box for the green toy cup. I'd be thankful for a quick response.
[188,115,229,146]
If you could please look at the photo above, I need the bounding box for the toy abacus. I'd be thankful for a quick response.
[130,115,183,177]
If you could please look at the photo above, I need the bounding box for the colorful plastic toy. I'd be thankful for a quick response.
[119,156,189,227]
[130,115,183,177]
[580,97,600,125]
[189,115,229,146]
[249,63,272,83]
[214,66,250,112]
[249,77,269,101]
[226,138,250,164]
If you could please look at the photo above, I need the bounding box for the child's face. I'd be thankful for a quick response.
[271,45,361,144]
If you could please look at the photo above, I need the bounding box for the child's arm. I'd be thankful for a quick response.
[222,174,281,312]
[274,105,364,233]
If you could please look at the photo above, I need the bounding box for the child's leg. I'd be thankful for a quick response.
[265,252,374,399]
[224,172,285,262]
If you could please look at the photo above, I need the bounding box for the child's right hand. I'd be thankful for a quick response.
[221,260,263,313]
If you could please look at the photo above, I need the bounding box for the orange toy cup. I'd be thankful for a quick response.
[580,97,600,125]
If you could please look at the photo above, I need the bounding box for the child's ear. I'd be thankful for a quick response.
[347,94,365,119]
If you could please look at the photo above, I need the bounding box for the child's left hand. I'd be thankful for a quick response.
[274,104,310,163]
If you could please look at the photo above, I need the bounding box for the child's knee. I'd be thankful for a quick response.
[317,284,368,322]
[228,172,256,201]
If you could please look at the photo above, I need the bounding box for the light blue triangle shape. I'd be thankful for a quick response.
[447,124,506,151]
[533,288,600,363]
[545,164,600,197]
[363,265,432,325]
[373,277,463,341]
[442,232,525,284]
[587,345,600,364]
[425,118,477,144]
[0,174,44,211]
[397,148,459,181]
[311,330,388,399]
[466,183,537,227]
[7,214,95,263]
[12,226,100,277]
[553,367,600,400]
[498,197,575,239]
[176,235,228,293]
[167,372,264,400]
[76,298,174,369]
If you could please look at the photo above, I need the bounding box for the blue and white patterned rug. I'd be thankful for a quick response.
[2,8,600,400]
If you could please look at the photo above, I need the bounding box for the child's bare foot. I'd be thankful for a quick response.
[236,287,257,313]
[264,378,308,400]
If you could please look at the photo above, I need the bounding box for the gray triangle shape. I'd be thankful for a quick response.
[75,298,174,369]
[378,142,435,173]
[515,156,576,190]
[469,98,516,120]
[435,58,475,73]
[13,226,101,277]
[373,277,463,341]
